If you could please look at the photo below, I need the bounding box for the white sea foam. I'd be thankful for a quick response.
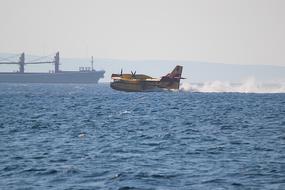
[180,77,285,93]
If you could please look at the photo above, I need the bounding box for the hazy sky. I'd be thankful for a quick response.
[1,0,285,66]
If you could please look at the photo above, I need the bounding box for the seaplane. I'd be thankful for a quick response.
[110,65,185,92]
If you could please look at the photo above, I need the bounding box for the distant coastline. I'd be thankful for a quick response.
[1,52,285,83]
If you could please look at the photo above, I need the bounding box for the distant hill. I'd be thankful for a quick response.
[90,59,285,83]
[1,53,285,83]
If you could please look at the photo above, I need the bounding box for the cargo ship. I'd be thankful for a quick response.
[0,52,105,83]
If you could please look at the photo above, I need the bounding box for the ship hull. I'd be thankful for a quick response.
[0,71,105,83]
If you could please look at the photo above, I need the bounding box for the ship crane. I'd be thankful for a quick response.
[0,52,60,73]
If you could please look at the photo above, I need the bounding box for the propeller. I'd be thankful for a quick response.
[131,71,136,78]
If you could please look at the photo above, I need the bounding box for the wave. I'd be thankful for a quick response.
[180,77,285,93]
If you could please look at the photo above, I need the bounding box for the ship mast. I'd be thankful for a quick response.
[54,52,60,73]
[0,52,59,73]
[19,53,25,73]
[91,56,94,71]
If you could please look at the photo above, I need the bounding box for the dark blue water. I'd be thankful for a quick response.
[0,84,285,190]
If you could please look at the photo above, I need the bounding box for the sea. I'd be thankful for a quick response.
[0,83,285,190]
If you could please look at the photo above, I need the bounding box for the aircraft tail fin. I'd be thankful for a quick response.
[170,65,183,78]
[160,65,184,90]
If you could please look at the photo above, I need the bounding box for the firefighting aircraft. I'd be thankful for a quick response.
[110,65,184,92]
